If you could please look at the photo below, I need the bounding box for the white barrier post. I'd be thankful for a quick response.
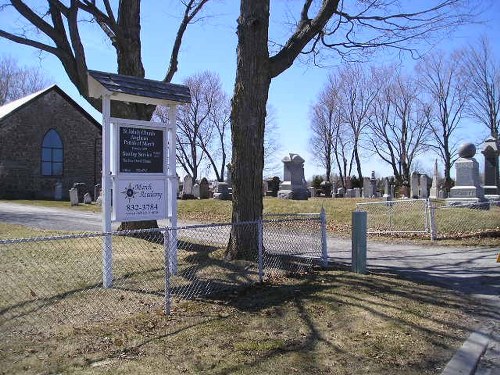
[320,207,328,267]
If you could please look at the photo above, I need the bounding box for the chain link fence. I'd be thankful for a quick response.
[0,215,324,336]
[356,199,500,240]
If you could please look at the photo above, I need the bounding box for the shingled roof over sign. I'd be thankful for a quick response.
[87,70,191,106]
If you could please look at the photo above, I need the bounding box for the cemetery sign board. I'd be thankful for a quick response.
[119,126,163,173]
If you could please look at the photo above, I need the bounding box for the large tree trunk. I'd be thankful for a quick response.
[225,0,270,260]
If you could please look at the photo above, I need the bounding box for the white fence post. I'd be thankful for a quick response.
[258,219,264,283]
[352,211,367,274]
[427,199,437,241]
[101,93,113,288]
[164,228,172,315]
[320,207,328,267]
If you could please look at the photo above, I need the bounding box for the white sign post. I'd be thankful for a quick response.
[88,70,189,289]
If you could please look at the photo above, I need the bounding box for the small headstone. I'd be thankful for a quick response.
[193,183,200,199]
[213,182,231,200]
[362,177,371,198]
[383,177,391,200]
[262,180,268,196]
[69,188,79,206]
[309,187,316,197]
[419,174,429,199]
[354,187,361,198]
[199,178,210,199]
[370,171,377,197]
[83,192,92,204]
[72,182,88,203]
[54,181,63,201]
[94,184,101,201]
[410,172,419,199]
[345,189,354,198]
[182,175,195,199]
[337,187,345,197]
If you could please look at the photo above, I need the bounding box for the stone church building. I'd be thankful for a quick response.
[0,85,102,200]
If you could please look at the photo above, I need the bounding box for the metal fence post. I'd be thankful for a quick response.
[258,219,264,283]
[320,207,328,267]
[352,211,367,274]
[164,229,172,315]
[427,199,437,241]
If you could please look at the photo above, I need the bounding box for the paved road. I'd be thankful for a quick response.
[1,201,499,372]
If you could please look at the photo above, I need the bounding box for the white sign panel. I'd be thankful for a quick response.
[112,179,167,222]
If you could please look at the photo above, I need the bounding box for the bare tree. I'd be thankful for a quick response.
[417,50,468,192]
[309,85,337,182]
[0,0,210,229]
[0,55,49,105]
[337,64,378,182]
[369,67,430,186]
[309,72,356,185]
[461,37,500,140]
[155,71,230,183]
[227,0,473,259]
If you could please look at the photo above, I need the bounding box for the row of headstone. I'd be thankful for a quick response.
[180,175,232,200]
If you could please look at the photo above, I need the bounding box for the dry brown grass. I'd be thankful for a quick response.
[0,268,483,375]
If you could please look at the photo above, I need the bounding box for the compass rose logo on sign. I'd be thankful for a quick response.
[120,183,137,202]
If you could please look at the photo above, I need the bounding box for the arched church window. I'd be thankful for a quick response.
[41,129,63,176]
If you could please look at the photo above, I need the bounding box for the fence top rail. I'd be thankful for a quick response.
[356,199,428,207]
[0,216,323,245]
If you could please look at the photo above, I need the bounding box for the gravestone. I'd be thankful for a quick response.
[192,183,200,199]
[419,174,429,199]
[278,153,308,200]
[69,188,79,206]
[54,181,63,201]
[337,187,345,197]
[482,137,500,198]
[447,143,485,204]
[370,171,377,197]
[429,159,439,199]
[309,187,316,198]
[354,187,361,198]
[94,184,101,201]
[213,182,231,200]
[383,177,391,200]
[199,178,210,199]
[362,177,371,198]
[182,175,195,199]
[410,172,419,199]
[266,176,280,197]
[262,180,269,196]
[83,192,92,204]
[345,189,354,198]
[72,182,88,203]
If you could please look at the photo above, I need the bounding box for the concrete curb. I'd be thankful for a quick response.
[441,330,491,375]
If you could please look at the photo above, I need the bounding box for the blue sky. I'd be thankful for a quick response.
[1,1,499,180]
